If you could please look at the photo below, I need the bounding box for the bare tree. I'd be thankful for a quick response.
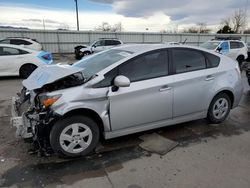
[112,22,123,32]
[96,22,123,32]
[182,23,210,33]
[197,22,211,33]
[221,16,232,27]
[97,22,112,32]
[182,27,199,33]
[221,9,247,33]
[232,9,247,33]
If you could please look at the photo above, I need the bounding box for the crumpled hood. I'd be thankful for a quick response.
[22,64,84,90]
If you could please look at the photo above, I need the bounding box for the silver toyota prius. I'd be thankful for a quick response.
[11,44,243,157]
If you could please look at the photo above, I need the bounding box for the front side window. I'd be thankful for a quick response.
[200,41,220,50]
[173,49,206,73]
[219,41,229,53]
[119,50,169,82]
[0,47,21,56]
[94,40,105,47]
[0,39,10,44]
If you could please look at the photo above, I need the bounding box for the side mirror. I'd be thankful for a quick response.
[112,75,130,91]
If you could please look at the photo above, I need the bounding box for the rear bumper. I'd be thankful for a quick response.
[10,97,33,138]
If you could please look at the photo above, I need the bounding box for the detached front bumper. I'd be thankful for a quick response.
[10,97,33,138]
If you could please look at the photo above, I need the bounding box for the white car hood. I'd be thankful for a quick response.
[22,64,84,90]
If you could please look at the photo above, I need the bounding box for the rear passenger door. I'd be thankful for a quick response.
[229,41,240,60]
[171,48,218,118]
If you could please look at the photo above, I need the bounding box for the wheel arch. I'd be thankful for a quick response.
[237,54,245,61]
[63,108,105,134]
[19,63,37,74]
[212,90,234,109]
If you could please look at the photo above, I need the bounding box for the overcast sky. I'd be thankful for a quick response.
[0,0,249,32]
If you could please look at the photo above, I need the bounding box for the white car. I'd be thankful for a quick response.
[0,37,43,51]
[200,39,248,65]
[74,39,123,59]
[0,44,52,78]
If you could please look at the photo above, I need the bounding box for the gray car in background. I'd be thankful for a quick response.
[11,44,243,157]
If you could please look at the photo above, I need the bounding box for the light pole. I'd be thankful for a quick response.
[74,0,80,31]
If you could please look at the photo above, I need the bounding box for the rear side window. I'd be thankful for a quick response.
[230,41,240,49]
[113,40,121,45]
[205,52,220,68]
[105,40,121,46]
[0,47,20,56]
[10,39,32,45]
[173,49,206,73]
[119,50,168,82]
[238,42,244,48]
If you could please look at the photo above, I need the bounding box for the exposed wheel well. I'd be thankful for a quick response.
[63,108,104,134]
[237,54,245,61]
[19,63,38,78]
[215,90,234,108]
[19,63,37,74]
[82,50,91,54]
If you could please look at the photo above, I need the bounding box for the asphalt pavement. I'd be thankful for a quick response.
[0,57,249,188]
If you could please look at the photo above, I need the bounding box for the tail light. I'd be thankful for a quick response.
[42,53,52,61]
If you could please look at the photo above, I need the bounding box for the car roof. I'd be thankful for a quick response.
[208,40,243,42]
[112,43,217,55]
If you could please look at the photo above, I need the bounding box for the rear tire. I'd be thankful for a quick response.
[207,93,231,124]
[19,64,37,78]
[236,55,245,69]
[50,116,100,158]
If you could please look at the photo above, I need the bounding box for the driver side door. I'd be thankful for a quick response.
[92,40,105,53]
[108,50,173,131]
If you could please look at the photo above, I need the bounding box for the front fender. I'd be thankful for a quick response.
[52,99,111,132]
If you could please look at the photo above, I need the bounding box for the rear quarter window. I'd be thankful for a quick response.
[204,52,220,68]
[238,42,244,48]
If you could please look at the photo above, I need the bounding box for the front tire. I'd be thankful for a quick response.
[207,93,231,124]
[50,116,100,157]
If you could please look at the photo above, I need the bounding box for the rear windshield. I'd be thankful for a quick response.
[200,42,220,50]
[74,49,133,80]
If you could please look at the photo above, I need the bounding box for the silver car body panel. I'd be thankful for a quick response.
[18,44,243,139]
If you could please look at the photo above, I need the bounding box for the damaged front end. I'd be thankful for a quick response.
[11,87,60,141]
[10,64,86,155]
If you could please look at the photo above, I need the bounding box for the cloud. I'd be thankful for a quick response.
[89,0,250,25]
[0,5,171,31]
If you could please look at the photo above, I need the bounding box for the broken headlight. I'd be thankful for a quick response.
[39,94,62,109]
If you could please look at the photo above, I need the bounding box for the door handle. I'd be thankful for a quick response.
[205,75,215,81]
[159,85,172,92]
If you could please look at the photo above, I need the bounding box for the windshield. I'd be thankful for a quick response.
[200,41,220,50]
[73,49,133,80]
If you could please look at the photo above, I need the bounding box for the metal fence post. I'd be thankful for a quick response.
[56,31,60,54]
